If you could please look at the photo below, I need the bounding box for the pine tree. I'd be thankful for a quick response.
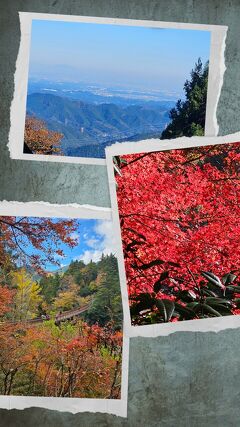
[85,255,123,330]
[161,58,209,139]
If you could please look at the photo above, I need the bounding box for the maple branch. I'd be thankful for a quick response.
[0,218,38,238]
[186,266,202,296]
[119,152,155,168]
[121,213,179,223]
[9,225,32,260]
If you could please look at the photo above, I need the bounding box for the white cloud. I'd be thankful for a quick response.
[70,232,80,244]
[54,253,65,260]
[76,220,117,264]
[94,219,117,255]
[86,238,99,249]
[75,250,103,264]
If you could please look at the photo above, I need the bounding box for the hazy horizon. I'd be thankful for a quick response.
[28,19,211,94]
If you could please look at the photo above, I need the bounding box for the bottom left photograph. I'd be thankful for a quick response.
[0,204,128,416]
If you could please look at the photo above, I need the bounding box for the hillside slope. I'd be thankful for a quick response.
[26,93,172,157]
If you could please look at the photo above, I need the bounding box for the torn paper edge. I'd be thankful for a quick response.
[8,12,227,166]
[204,25,227,136]
[0,201,111,219]
[0,201,129,417]
[105,131,240,338]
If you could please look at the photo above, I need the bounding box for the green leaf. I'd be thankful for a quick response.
[174,302,197,319]
[202,304,222,317]
[206,304,232,315]
[120,158,128,164]
[130,293,156,316]
[202,288,219,297]
[186,302,201,311]
[205,297,232,306]
[153,271,169,293]
[188,290,197,299]
[155,299,175,322]
[201,271,225,289]
[226,285,240,293]
[222,273,237,286]
[176,289,197,302]
[113,157,122,175]
[153,280,162,294]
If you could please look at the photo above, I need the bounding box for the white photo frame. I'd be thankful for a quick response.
[8,12,227,165]
[0,201,129,417]
[106,132,240,337]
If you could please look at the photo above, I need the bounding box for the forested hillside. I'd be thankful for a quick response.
[25,93,173,157]
[0,215,123,398]
[24,59,209,157]
[39,254,122,329]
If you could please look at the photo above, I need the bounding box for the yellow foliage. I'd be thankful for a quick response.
[53,283,82,312]
[11,269,43,321]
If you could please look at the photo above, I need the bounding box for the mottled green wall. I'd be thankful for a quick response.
[1,1,240,425]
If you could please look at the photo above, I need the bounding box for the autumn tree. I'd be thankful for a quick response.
[0,320,122,398]
[161,58,209,139]
[0,286,14,317]
[0,323,31,394]
[0,216,78,272]
[11,269,43,321]
[53,283,83,312]
[24,116,63,155]
[0,214,124,397]
[115,142,240,323]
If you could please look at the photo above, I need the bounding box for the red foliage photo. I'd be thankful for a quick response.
[114,142,240,326]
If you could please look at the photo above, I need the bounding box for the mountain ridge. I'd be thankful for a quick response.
[26,92,173,158]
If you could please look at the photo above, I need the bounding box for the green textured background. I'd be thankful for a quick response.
[1,1,240,425]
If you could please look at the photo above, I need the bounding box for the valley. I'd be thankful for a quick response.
[25,80,176,158]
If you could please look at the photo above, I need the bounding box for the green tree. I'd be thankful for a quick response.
[161,58,209,139]
[67,260,85,277]
[85,255,123,330]
[39,273,61,305]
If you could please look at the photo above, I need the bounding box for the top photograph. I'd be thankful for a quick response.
[9,14,227,164]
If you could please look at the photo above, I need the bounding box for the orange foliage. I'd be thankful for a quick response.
[0,286,14,316]
[24,116,63,155]
[0,216,78,272]
[0,321,122,398]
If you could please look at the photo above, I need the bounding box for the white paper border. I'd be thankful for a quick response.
[105,132,240,338]
[8,12,227,165]
[0,201,129,417]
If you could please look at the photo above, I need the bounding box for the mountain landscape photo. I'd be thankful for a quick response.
[23,19,211,158]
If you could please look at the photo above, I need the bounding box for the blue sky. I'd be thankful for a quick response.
[29,19,211,93]
[14,217,116,272]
